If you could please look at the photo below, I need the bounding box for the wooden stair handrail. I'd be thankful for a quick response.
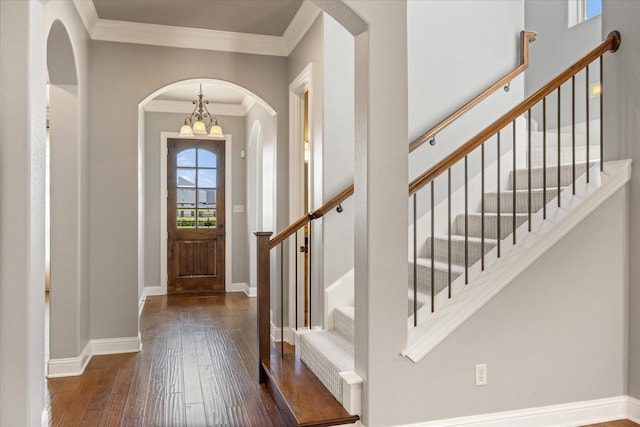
[269,31,537,248]
[409,30,621,196]
[269,184,354,249]
[409,30,537,153]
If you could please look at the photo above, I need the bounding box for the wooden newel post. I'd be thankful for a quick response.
[255,231,273,383]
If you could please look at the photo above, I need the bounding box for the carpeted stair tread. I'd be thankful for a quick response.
[455,213,528,240]
[484,188,560,213]
[300,331,354,403]
[510,162,593,190]
[408,258,464,295]
[426,235,497,266]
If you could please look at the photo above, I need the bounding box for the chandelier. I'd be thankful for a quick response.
[179,84,224,139]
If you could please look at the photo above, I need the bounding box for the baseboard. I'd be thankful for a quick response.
[46,335,141,378]
[401,396,628,427]
[139,285,165,315]
[46,341,92,378]
[228,282,256,297]
[91,334,142,355]
[628,396,640,423]
[270,320,294,344]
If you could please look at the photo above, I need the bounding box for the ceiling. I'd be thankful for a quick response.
[92,0,303,37]
[78,0,317,112]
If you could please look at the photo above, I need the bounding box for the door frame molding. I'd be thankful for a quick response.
[288,63,313,336]
[159,132,233,294]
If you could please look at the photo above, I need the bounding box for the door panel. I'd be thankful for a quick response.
[168,138,225,293]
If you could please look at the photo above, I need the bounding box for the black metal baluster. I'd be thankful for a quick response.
[481,143,485,271]
[572,75,576,195]
[600,55,604,172]
[497,132,501,257]
[308,221,312,330]
[431,181,435,312]
[413,193,417,326]
[295,232,298,331]
[448,168,452,298]
[586,65,590,183]
[527,109,532,232]
[512,120,517,245]
[465,155,468,285]
[543,98,547,219]
[558,86,562,207]
[280,243,284,358]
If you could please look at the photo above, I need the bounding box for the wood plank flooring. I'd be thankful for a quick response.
[583,421,640,427]
[44,293,287,426]
[261,342,359,426]
[42,292,640,426]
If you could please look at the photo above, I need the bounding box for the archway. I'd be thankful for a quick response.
[46,20,88,377]
[137,79,277,304]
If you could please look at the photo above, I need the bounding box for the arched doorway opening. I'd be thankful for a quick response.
[136,79,277,306]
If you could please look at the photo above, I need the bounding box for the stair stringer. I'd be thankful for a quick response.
[402,159,632,363]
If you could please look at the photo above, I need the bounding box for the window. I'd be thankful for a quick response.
[568,0,602,27]
[176,148,217,229]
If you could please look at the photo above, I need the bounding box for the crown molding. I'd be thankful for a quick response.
[73,0,320,57]
[283,0,322,55]
[144,99,248,116]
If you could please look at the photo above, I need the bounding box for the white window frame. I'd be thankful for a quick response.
[568,0,601,28]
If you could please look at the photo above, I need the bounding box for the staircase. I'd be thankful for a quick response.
[299,126,599,408]
[255,31,622,425]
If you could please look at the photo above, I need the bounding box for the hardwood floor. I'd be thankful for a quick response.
[44,293,287,426]
[584,421,640,427]
[42,292,640,426]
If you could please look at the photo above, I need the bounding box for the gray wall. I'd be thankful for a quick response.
[90,41,288,340]
[143,111,248,288]
[371,186,629,425]
[525,0,602,128]
[322,13,355,293]
[603,0,640,400]
[408,0,525,181]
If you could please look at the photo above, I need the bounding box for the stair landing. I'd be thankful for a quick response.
[261,342,360,427]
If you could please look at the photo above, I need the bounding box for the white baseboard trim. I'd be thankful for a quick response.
[270,321,295,344]
[91,334,142,355]
[401,396,628,427]
[46,341,92,378]
[139,285,166,315]
[228,282,256,297]
[46,335,142,378]
[628,396,640,423]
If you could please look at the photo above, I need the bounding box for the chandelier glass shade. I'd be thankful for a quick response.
[179,84,224,139]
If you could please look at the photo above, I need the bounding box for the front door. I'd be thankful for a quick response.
[167,138,225,293]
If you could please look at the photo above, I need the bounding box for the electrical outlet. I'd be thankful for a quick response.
[475,364,487,386]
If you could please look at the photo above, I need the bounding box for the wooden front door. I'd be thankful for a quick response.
[167,138,225,293]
